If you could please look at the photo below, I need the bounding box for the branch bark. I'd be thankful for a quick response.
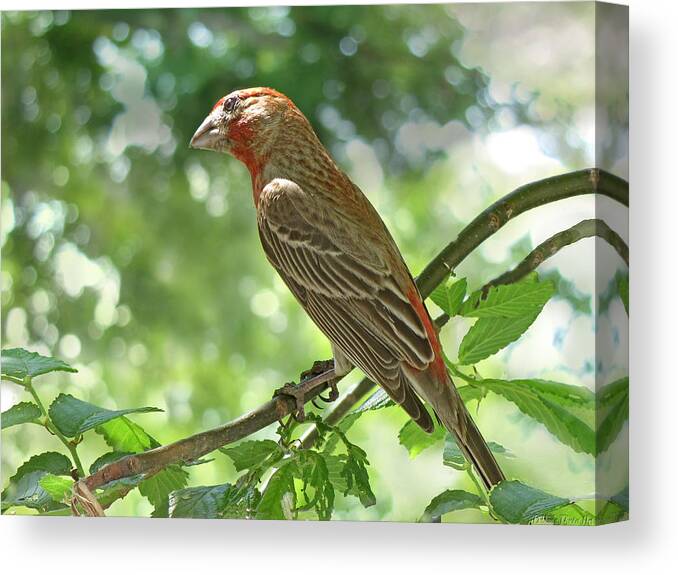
[75,169,629,513]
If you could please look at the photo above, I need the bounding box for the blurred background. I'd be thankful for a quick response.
[1,3,628,521]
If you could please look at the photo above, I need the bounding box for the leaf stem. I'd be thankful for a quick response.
[24,376,86,477]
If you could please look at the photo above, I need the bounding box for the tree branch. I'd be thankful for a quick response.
[416,169,628,298]
[75,169,628,513]
[484,218,628,289]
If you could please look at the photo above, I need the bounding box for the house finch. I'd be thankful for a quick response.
[190,87,504,489]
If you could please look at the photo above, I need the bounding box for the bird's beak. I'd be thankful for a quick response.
[190,114,221,151]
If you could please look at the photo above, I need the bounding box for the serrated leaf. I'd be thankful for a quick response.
[481,378,595,454]
[618,275,629,314]
[398,418,446,458]
[1,452,72,512]
[169,484,233,519]
[139,465,189,518]
[1,401,41,429]
[490,480,570,524]
[38,474,74,504]
[596,377,628,455]
[321,412,361,455]
[458,312,540,365]
[420,489,483,522]
[48,393,162,437]
[443,433,513,468]
[1,348,77,380]
[429,278,467,316]
[220,440,282,472]
[292,451,335,520]
[459,279,554,318]
[96,416,158,452]
[255,462,296,520]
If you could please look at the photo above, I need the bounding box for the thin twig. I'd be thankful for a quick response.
[485,218,628,289]
[75,169,629,514]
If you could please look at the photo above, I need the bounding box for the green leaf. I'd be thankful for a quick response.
[596,377,629,455]
[538,503,596,526]
[169,484,233,519]
[420,489,483,522]
[220,440,282,472]
[49,393,162,437]
[458,311,540,365]
[459,279,555,318]
[38,474,74,504]
[292,451,335,520]
[618,275,629,314]
[596,501,627,524]
[96,416,158,452]
[398,417,446,458]
[490,480,570,524]
[1,452,72,512]
[1,348,77,380]
[443,433,513,468]
[255,462,297,520]
[480,378,595,454]
[1,401,41,429]
[429,278,467,316]
[139,465,189,518]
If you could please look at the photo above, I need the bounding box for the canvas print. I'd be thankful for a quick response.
[1,2,628,524]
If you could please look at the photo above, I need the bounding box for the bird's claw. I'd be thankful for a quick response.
[318,381,339,403]
[300,359,334,382]
[273,382,307,422]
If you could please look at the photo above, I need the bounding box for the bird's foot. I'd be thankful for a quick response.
[273,382,308,422]
[300,358,335,382]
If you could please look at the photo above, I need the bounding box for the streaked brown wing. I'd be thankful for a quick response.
[257,179,435,431]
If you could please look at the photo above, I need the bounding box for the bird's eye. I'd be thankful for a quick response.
[223,96,238,113]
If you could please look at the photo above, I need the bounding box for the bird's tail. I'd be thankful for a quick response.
[427,371,505,491]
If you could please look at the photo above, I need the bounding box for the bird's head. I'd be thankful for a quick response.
[189,87,297,171]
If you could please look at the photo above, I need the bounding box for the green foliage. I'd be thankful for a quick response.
[139,466,190,518]
[477,378,596,454]
[38,473,74,505]
[443,433,512,469]
[1,452,72,512]
[458,312,541,365]
[96,416,158,452]
[429,277,467,316]
[459,276,555,318]
[1,348,77,381]
[169,484,233,519]
[1,401,41,429]
[398,418,446,458]
[489,480,570,524]
[596,377,629,455]
[255,463,297,520]
[48,393,162,437]
[457,275,555,365]
[220,440,282,472]
[420,489,483,522]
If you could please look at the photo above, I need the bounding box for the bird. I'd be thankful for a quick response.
[190,87,505,489]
